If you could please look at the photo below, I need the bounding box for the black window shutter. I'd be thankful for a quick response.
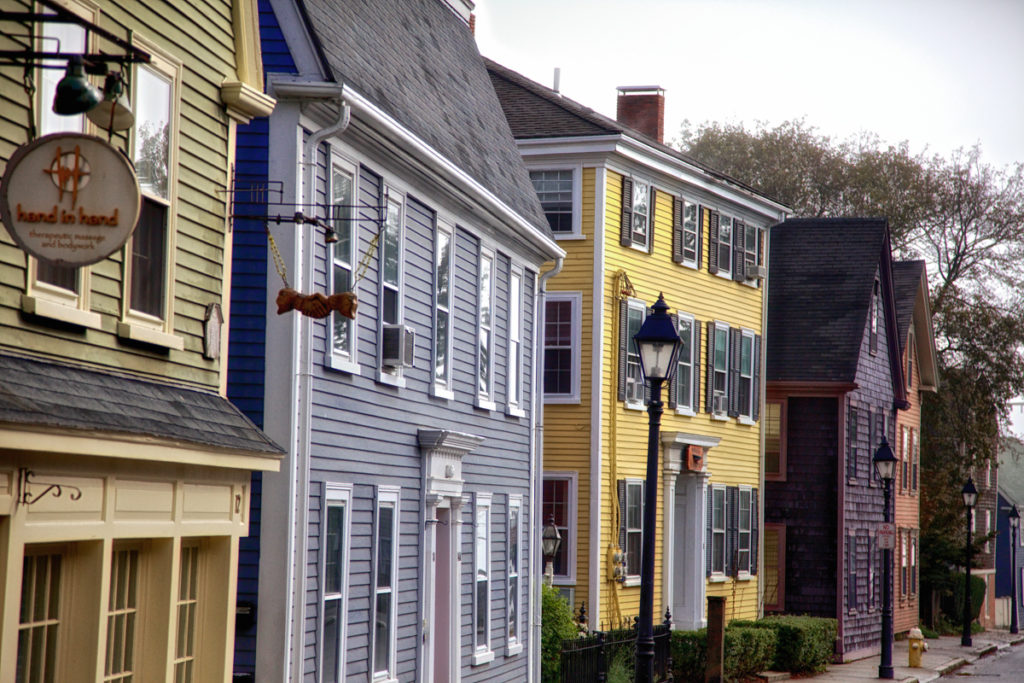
[672,197,684,263]
[618,479,627,557]
[733,219,746,282]
[870,280,879,353]
[621,177,634,246]
[617,299,629,401]
[693,319,702,411]
[706,488,713,577]
[752,334,762,421]
[697,205,704,269]
[667,313,679,409]
[648,185,656,254]
[848,404,859,480]
[726,486,738,578]
[708,210,720,274]
[705,321,715,413]
[750,489,759,575]
[728,327,740,417]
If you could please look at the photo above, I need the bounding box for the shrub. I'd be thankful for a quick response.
[542,584,578,682]
[671,625,777,682]
[734,615,837,673]
[945,572,987,627]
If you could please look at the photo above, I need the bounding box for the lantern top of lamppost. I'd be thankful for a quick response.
[542,514,562,560]
[1010,504,1020,529]
[962,477,978,508]
[633,293,681,382]
[873,435,897,482]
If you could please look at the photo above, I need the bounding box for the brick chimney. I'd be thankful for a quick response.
[616,86,665,143]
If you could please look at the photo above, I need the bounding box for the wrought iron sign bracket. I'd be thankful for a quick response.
[18,468,83,507]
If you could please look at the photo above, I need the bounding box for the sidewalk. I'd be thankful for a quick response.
[776,630,1024,682]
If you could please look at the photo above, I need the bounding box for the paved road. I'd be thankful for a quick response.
[941,639,1024,679]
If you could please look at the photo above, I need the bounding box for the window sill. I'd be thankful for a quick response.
[471,649,495,666]
[735,572,753,582]
[554,233,586,241]
[623,576,641,588]
[677,260,699,270]
[710,413,730,422]
[326,355,361,375]
[21,295,102,329]
[738,416,756,426]
[377,370,406,388]
[552,576,575,586]
[625,401,645,412]
[627,242,650,254]
[675,407,697,417]
[506,642,523,657]
[715,271,733,282]
[432,385,455,400]
[708,575,727,584]
[476,398,497,412]
[372,676,398,683]
[545,395,580,405]
[506,406,526,418]
[117,321,184,350]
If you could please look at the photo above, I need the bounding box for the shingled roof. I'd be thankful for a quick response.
[297,0,549,231]
[0,352,284,456]
[485,59,779,204]
[892,260,926,354]
[767,217,891,383]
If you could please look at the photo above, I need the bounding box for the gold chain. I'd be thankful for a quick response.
[264,222,290,289]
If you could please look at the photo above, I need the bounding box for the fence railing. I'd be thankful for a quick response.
[559,612,673,682]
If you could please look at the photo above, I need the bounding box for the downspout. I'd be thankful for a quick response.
[532,255,564,683]
[758,221,774,617]
[272,76,349,682]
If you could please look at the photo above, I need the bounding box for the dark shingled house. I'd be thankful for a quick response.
[762,217,908,661]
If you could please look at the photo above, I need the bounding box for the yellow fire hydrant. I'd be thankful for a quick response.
[908,627,927,667]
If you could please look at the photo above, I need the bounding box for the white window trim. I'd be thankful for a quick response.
[506,265,525,417]
[628,176,652,252]
[675,312,697,416]
[624,297,648,411]
[372,486,400,682]
[710,321,730,421]
[327,154,360,375]
[623,478,644,586]
[472,492,495,665]
[544,291,582,404]
[476,247,497,410]
[377,188,406,387]
[544,471,578,585]
[716,213,734,280]
[710,484,727,578]
[506,494,523,656]
[119,37,183,349]
[528,164,583,239]
[738,328,756,424]
[680,198,700,269]
[320,483,353,683]
[432,219,456,399]
[737,485,753,578]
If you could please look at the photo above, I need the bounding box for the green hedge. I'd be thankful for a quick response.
[732,616,837,673]
[670,625,777,682]
[541,584,578,682]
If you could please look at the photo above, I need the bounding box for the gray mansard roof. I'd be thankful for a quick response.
[298,0,550,231]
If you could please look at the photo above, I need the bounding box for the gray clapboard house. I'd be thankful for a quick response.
[226,0,564,681]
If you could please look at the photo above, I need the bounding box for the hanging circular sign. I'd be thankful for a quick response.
[0,132,141,267]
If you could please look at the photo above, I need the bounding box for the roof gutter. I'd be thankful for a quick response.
[341,85,565,261]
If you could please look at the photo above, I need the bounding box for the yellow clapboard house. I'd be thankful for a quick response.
[488,63,790,631]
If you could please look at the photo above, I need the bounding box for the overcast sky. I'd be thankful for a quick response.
[475,0,1024,169]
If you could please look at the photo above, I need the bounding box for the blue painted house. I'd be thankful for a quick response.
[763,217,909,661]
[996,438,1024,627]
[227,1,564,681]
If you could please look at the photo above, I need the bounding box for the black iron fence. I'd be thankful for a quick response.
[559,613,673,682]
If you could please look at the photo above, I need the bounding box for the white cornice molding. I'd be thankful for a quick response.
[417,429,485,457]
[221,80,277,123]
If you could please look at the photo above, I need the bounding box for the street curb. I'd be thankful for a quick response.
[935,657,967,676]
[973,643,997,658]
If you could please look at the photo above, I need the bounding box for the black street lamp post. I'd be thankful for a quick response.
[1010,505,1020,635]
[873,436,897,680]
[632,295,681,683]
[962,477,978,647]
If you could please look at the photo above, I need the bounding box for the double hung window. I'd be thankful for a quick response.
[105,546,140,682]
[433,222,454,395]
[544,293,581,402]
[507,496,523,654]
[710,486,726,576]
[765,401,786,481]
[675,199,699,268]
[330,161,357,367]
[322,484,352,682]
[507,268,523,413]
[707,486,760,579]
[477,248,495,407]
[743,222,760,278]
[620,176,652,250]
[173,544,199,682]
[673,314,697,413]
[473,493,494,664]
[17,550,63,683]
[619,480,644,583]
[530,169,576,234]
[738,330,755,419]
[381,197,403,327]
[708,323,728,416]
[623,299,646,406]
[373,488,399,680]
[737,488,753,575]
[542,474,576,582]
[717,214,733,278]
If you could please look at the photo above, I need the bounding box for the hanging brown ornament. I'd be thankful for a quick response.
[275,288,357,319]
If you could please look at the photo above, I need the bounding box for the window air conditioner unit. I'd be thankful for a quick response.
[382,324,415,368]
[713,392,728,416]
[745,265,767,281]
